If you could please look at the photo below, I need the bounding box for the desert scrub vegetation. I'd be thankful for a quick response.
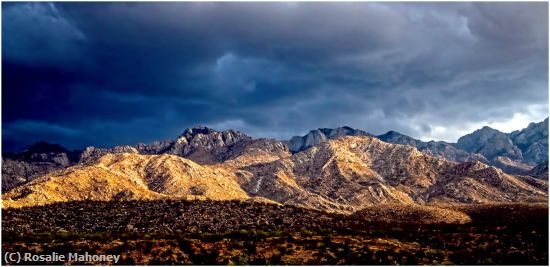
[2,200,548,265]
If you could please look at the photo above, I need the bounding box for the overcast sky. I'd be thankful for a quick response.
[3,2,548,151]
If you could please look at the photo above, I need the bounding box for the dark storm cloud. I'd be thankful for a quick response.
[2,2,548,151]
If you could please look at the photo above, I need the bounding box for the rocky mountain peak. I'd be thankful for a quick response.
[450,161,491,176]
[3,141,80,165]
[456,126,522,161]
[527,162,549,180]
[79,146,139,164]
[509,117,548,164]
[181,126,218,138]
[378,131,419,146]
[289,126,369,153]
[166,127,253,164]
[471,126,501,139]
[177,126,250,143]
[2,142,81,192]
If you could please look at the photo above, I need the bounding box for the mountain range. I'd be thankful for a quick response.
[2,118,548,212]
[290,118,548,174]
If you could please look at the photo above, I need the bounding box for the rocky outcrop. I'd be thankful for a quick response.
[80,126,285,166]
[167,126,252,164]
[79,145,139,164]
[377,131,421,147]
[3,141,80,167]
[426,160,548,204]
[288,126,370,153]
[509,118,548,164]
[135,140,173,154]
[452,118,548,166]
[2,142,81,192]
[421,141,487,162]
[134,126,256,165]
[292,120,548,173]
[491,156,534,175]
[456,126,523,161]
[1,159,57,192]
[527,162,548,179]
[292,127,488,163]
[221,138,291,168]
[378,131,487,163]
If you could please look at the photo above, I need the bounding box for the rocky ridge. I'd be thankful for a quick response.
[509,118,549,164]
[527,162,549,179]
[490,156,534,175]
[288,126,370,153]
[2,142,81,191]
[377,131,487,163]
[134,126,290,167]
[4,135,546,212]
[4,118,546,194]
[289,118,548,173]
[456,126,523,161]
[2,127,290,192]
[3,153,251,208]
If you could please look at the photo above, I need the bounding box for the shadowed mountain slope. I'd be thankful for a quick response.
[288,126,370,153]
[509,118,549,164]
[2,142,82,192]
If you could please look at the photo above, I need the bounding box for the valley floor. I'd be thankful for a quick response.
[2,200,548,265]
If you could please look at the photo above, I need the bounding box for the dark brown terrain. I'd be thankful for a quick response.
[2,200,548,265]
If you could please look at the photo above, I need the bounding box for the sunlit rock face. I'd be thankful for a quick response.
[6,135,546,213]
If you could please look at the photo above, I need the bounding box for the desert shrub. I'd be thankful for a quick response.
[231,254,248,265]
[300,228,313,236]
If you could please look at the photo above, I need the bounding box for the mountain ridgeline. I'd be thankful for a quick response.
[2,119,548,212]
[289,118,548,174]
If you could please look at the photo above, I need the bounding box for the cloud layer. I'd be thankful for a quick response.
[3,2,548,151]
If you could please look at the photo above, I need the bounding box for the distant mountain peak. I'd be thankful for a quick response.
[508,117,549,164]
[181,126,219,136]
[457,125,522,161]
[469,126,503,137]
[380,130,406,137]
[377,131,418,146]
[289,126,370,153]
[180,126,248,139]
